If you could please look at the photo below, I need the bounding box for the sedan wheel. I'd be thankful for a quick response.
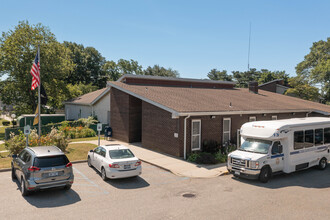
[101,168,107,181]
[11,167,17,180]
[87,157,92,167]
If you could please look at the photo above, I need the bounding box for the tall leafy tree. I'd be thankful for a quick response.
[63,41,106,88]
[296,38,330,102]
[232,68,261,88]
[143,65,179,77]
[0,21,74,115]
[258,69,289,86]
[207,69,232,81]
[285,76,320,101]
[103,59,143,81]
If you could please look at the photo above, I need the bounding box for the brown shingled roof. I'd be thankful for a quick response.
[108,81,330,115]
[65,88,109,105]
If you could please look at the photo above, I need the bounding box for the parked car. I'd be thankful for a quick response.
[11,146,74,196]
[87,144,142,180]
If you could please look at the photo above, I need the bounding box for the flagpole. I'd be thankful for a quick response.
[38,45,41,145]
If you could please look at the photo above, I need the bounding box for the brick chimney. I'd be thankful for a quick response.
[249,81,258,94]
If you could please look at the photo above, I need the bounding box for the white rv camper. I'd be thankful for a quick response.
[227,117,330,182]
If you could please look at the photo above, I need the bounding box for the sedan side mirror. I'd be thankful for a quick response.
[89,150,94,153]
[12,154,17,159]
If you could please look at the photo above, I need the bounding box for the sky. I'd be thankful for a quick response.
[0,0,329,79]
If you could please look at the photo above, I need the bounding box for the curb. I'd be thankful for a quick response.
[0,168,10,173]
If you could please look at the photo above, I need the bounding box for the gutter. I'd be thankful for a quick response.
[183,115,191,160]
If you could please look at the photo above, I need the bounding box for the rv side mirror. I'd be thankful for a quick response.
[89,150,94,153]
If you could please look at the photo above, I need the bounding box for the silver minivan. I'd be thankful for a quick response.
[11,146,74,196]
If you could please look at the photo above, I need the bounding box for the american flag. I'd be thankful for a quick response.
[30,51,40,91]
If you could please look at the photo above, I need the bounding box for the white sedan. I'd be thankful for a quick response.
[87,144,142,180]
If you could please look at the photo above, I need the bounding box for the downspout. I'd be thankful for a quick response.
[183,115,191,160]
[306,111,312,117]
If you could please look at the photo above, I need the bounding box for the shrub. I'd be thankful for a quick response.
[196,152,217,164]
[2,120,10,126]
[187,152,200,163]
[215,151,227,163]
[202,139,219,154]
[28,128,69,152]
[5,131,26,155]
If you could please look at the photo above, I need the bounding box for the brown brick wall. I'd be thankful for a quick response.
[110,88,130,142]
[141,101,181,156]
[181,112,324,156]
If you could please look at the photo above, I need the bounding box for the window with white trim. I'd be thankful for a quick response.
[223,118,231,144]
[249,116,256,122]
[272,115,277,120]
[191,120,201,151]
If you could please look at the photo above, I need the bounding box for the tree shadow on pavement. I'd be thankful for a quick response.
[230,167,330,189]
[13,180,81,208]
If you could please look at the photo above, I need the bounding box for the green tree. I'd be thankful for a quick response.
[66,83,98,100]
[296,38,330,102]
[143,65,179,77]
[232,68,261,88]
[207,69,232,81]
[258,69,290,86]
[63,42,106,88]
[285,76,320,101]
[103,59,143,81]
[0,21,74,116]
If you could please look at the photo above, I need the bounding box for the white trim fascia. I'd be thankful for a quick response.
[91,88,110,105]
[313,110,330,116]
[177,109,327,117]
[116,74,236,85]
[64,102,92,106]
[259,79,283,87]
[108,82,179,115]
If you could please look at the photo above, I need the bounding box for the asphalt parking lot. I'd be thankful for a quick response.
[1,162,330,219]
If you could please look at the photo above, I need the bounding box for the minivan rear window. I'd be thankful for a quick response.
[33,155,69,167]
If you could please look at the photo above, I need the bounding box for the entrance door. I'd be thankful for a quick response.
[269,141,284,172]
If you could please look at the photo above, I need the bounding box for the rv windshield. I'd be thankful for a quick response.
[239,138,272,154]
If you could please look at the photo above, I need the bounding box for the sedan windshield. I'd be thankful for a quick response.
[239,138,272,154]
[109,149,135,159]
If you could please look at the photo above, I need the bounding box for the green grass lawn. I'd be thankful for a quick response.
[0,143,97,169]
[69,135,104,142]
[0,144,5,151]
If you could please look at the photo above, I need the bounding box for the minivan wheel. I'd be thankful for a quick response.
[101,167,107,181]
[64,184,72,190]
[21,178,29,196]
[87,157,92,167]
[318,157,327,170]
[11,167,17,180]
[259,166,272,183]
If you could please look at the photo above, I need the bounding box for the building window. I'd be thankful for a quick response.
[304,130,314,148]
[191,120,201,151]
[272,115,277,120]
[249,116,256,122]
[223,118,231,144]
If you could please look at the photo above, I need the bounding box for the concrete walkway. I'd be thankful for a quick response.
[71,139,229,178]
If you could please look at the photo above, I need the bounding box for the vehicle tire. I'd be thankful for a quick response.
[259,166,272,183]
[64,184,72,190]
[87,156,92,167]
[101,167,107,181]
[318,157,327,170]
[21,178,29,196]
[11,166,17,180]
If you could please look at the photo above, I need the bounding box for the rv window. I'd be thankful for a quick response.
[315,129,324,145]
[304,130,314,148]
[239,138,272,154]
[294,131,304,150]
[325,128,330,144]
[271,141,283,155]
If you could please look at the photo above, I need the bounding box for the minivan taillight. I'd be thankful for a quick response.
[66,162,72,167]
[109,164,120,168]
[28,166,40,172]
[135,161,141,166]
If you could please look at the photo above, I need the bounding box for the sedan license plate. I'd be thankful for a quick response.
[234,171,240,176]
[124,165,131,169]
[49,172,59,177]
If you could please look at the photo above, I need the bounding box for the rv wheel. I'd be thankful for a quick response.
[318,158,327,170]
[259,166,271,183]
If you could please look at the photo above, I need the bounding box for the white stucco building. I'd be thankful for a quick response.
[64,88,110,124]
